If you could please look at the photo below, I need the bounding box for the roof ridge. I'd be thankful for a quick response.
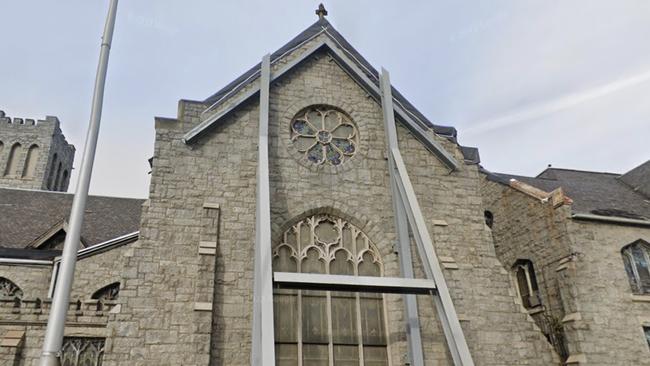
[536,167,620,178]
[0,187,145,201]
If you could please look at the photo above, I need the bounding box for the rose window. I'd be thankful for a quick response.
[290,106,358,166]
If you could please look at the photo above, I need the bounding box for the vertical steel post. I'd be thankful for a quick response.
[379,69,425,366]
[38,1,119,365]
[251,54,275,365]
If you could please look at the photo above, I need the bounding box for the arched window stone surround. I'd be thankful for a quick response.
[22,144,40,178]
[91,282,120,301]
[4,142,22,176]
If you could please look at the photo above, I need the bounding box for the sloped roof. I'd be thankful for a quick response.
[203,18,457,138]
[485,166,650,220]
[191,18,479,166]
[0,188,144,249]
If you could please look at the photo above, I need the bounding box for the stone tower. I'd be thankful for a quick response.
[0,110,75,192]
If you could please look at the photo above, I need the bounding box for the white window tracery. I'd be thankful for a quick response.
[273,214,389,366]
[60,337,105,366]
[290,106,358,166]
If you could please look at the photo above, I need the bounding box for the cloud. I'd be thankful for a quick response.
[463,68,650,135]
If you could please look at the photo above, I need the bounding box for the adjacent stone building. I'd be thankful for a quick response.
[1,10,649,366]
[481,162,650,365]
[0,111,75,192]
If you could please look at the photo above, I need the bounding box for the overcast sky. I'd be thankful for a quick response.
[1,1,649,198]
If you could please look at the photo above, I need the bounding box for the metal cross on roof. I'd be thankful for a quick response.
[316,3,328,20]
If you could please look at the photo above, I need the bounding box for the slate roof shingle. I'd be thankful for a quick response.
[486,166,650,220]
[0,188,144,249]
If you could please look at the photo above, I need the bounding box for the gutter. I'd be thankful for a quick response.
[571,214,650,227]
[0,258,52,266]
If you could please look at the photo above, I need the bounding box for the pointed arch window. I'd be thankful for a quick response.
[622,240,650,294]
[273,214,389,366]
[60,337,105,366]
[22,144,40,178]
[0,277,23,299]
[4,143,22,176]
[91,282,120,301]
[513,260,542,309]
[47,153,58,189]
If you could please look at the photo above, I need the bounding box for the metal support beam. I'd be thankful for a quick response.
[391,149,475,366]
[274,272,436,294]
[380,68,425,366]
[39,1,119,365]
[251,54,275,366]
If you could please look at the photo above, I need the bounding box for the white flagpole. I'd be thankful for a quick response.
[39,1,119,365]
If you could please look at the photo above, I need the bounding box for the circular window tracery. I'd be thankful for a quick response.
[290,106,358,166]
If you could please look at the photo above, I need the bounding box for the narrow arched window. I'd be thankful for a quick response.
[273,214,389,366]
[0,277,23,299]
[91,282,120,301]
[3,143,22,176]
[0,141,4,158]
[47,153,58,189]
[22,144,40,178]
[484,210,494,229]
[53,161,63,191]
[513,260,541,309]
[60,170,69,191]
[622,240,650,294]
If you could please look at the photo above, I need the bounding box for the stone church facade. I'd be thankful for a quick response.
[1,12,649,366]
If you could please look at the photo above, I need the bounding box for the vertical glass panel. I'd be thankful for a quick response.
[285,229,297,246]
[341,225,355,253]
[334,345,359,366]
[274,246,297,273]
[632,245,650,292]
[302,293,328,343]
[274,294,297,342]
[302,248,324,274]
[644,327,650,349]
[330,250,354,276]
[331,295,357,344]
[623,253,639,292]
[360,295,386,345]
[300,222,313,248]
[358,252,380,277]
[303,344,329,365]
[323,110,340,131]
[275,344,298,366]
[516,266,531,307]
[363,346,388,366]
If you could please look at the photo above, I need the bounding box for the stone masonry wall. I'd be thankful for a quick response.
[108,33,558,365]
[0,243,134,365]
[565,220,650,365]
[0,111,75,192]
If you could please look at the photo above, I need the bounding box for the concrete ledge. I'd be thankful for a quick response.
[631,294,650,302]
[203,202,220,209]
[562,312,582,323]
[194,302,213,311]
[0,329,24,348]
[565,353,586,364]
[199,241,218,255]
[431,219,448,226]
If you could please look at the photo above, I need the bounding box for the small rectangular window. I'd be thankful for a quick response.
[644,327,650,349]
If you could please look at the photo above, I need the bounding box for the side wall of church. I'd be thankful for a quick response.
[106,39,557,365]
[0,243,134,365]
[565,221,650,365]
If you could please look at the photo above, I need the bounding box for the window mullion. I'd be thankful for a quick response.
[298,290,303,366]
[356,293,364,366]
